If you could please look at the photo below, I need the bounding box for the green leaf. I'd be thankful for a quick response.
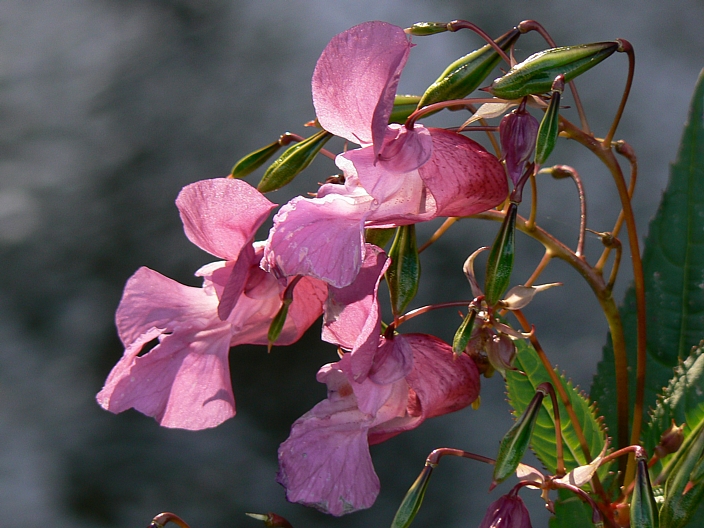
[644,342,704,475]
[591,69,704,442]
[549,488,595,528]
[506,340,608,476]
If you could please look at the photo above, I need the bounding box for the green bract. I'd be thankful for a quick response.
[487,41,619,100]
[417,29,520,108]
[386,224,421,316]
[484,202,517,306]
[535,88,562,166]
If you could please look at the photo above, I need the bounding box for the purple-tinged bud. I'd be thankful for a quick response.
[245,512,294,528]
[656,421,686,459]
[500,102,539,186]
[479,493,533,528]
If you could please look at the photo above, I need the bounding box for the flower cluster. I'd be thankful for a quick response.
[97,21,507,515]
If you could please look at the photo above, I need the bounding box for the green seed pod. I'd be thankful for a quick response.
[405,22,449,36]
[452,308,477,356]
[487,41,620,100]
[534,87,562,167]
[630,457,660,528]
[391,464,434,528]
[484,202,517,306]
[386,224,421,316]
[389,95,422,124]
[660,419,704,528]
[231,140,283,179]
[418,29,520,109]
[492,387,545,488]
[257,130,332,193]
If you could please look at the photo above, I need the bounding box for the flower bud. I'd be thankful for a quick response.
[418,29,520,108]
[257,130,332,193]
[492,387,545,488]
[630,457,659,528]
[479,493,532,528]
[655,421,686,459]
[484,202,518,306]
[231,140,282,179]
[386,224,421,316]
[452,308,477,356]
[500,102,539,186]
[405,22,449,36]
[391,464,434,528]
[487,41,620,100]
[389,95,422,124]
[245,512,294,528]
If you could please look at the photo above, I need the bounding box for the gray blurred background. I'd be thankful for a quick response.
[1,1,703,526]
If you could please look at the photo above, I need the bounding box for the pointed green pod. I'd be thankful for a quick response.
[484,202,518,306]
[534,87,562,166]
[418,29,520,109]
[390,95,422,124]
[492,387,545,487]
[390,465,434,528]
[660,419,704,528]
[257,130,332,193]
[231,140,283,179]
[630,457,659,528]
[452,308,477,356]
[487,41,620,100]
[386,224,421,316]
[405,22,449,36]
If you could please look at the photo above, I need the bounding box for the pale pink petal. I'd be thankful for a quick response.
[376,124,433,174]
[337,353,408,417]
[419,128,508,217]
[176,178,275,261]
[312,21,410,149]
[369,334,413,385]
[263,194,368,288]
[216,242,256,320]
[322,244,389,380]
[277,362,379,516]
[97,267,235,430]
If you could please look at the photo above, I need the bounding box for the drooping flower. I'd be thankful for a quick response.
[499,99,539,186]
[97,178,327,430]
[277,333,480,515]
[479,493,533,528]
[263,21,507,288]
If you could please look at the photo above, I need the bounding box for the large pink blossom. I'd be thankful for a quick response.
[263,21,507,288]
[97,178,327,430]
[277,333,480,515]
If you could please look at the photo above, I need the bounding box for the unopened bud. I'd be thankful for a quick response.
[630,457,659,528]
[257,130,332,193]
[231,139,283,179]
[404,22,449,36]
[500,101,539,186]
[418,29,520,108]
[487,41,620,100]
[655,421,686,459]
[534,80,563,167]
[484,202,517,305]
[245,512,294,528]
[452,308,477,356]
[386,224,421,316]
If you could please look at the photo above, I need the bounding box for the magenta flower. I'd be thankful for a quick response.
[479,493,533,528]
[277,333,480,515]
[97,178,327,430]
[263,21,507,288]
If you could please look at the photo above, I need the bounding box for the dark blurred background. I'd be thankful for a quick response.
[1,1,703,526]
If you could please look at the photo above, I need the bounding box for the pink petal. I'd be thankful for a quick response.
[263,194,368,288]
[312,21,410,149]
[322,244,389,380]
[368,334,413,385]
[97,267,235,430]
[419,128,508,217]
[376,124,432,174]
[277,363,379,516]
[177,178,275,261]
[337,353,408,417]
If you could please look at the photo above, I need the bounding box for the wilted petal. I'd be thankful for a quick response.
[277,363,379,516]
[479,494,533,528]
[97,267,235,430]
[419,128,507,217]
[312,21,411,150]
[263,194,368,288]
[323,244,389,380]
[176,178,275,261]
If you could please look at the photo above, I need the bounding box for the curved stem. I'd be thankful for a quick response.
[561,119,647,487]
[541,165,588,258]
[426,447,495,467]
[603,40,635,147]
[447,20,512,65]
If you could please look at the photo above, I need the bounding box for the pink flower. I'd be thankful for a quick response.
[97,179,327,430]
[263,21,507,288]
[277,333,480,515]
[479,493,533,528]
